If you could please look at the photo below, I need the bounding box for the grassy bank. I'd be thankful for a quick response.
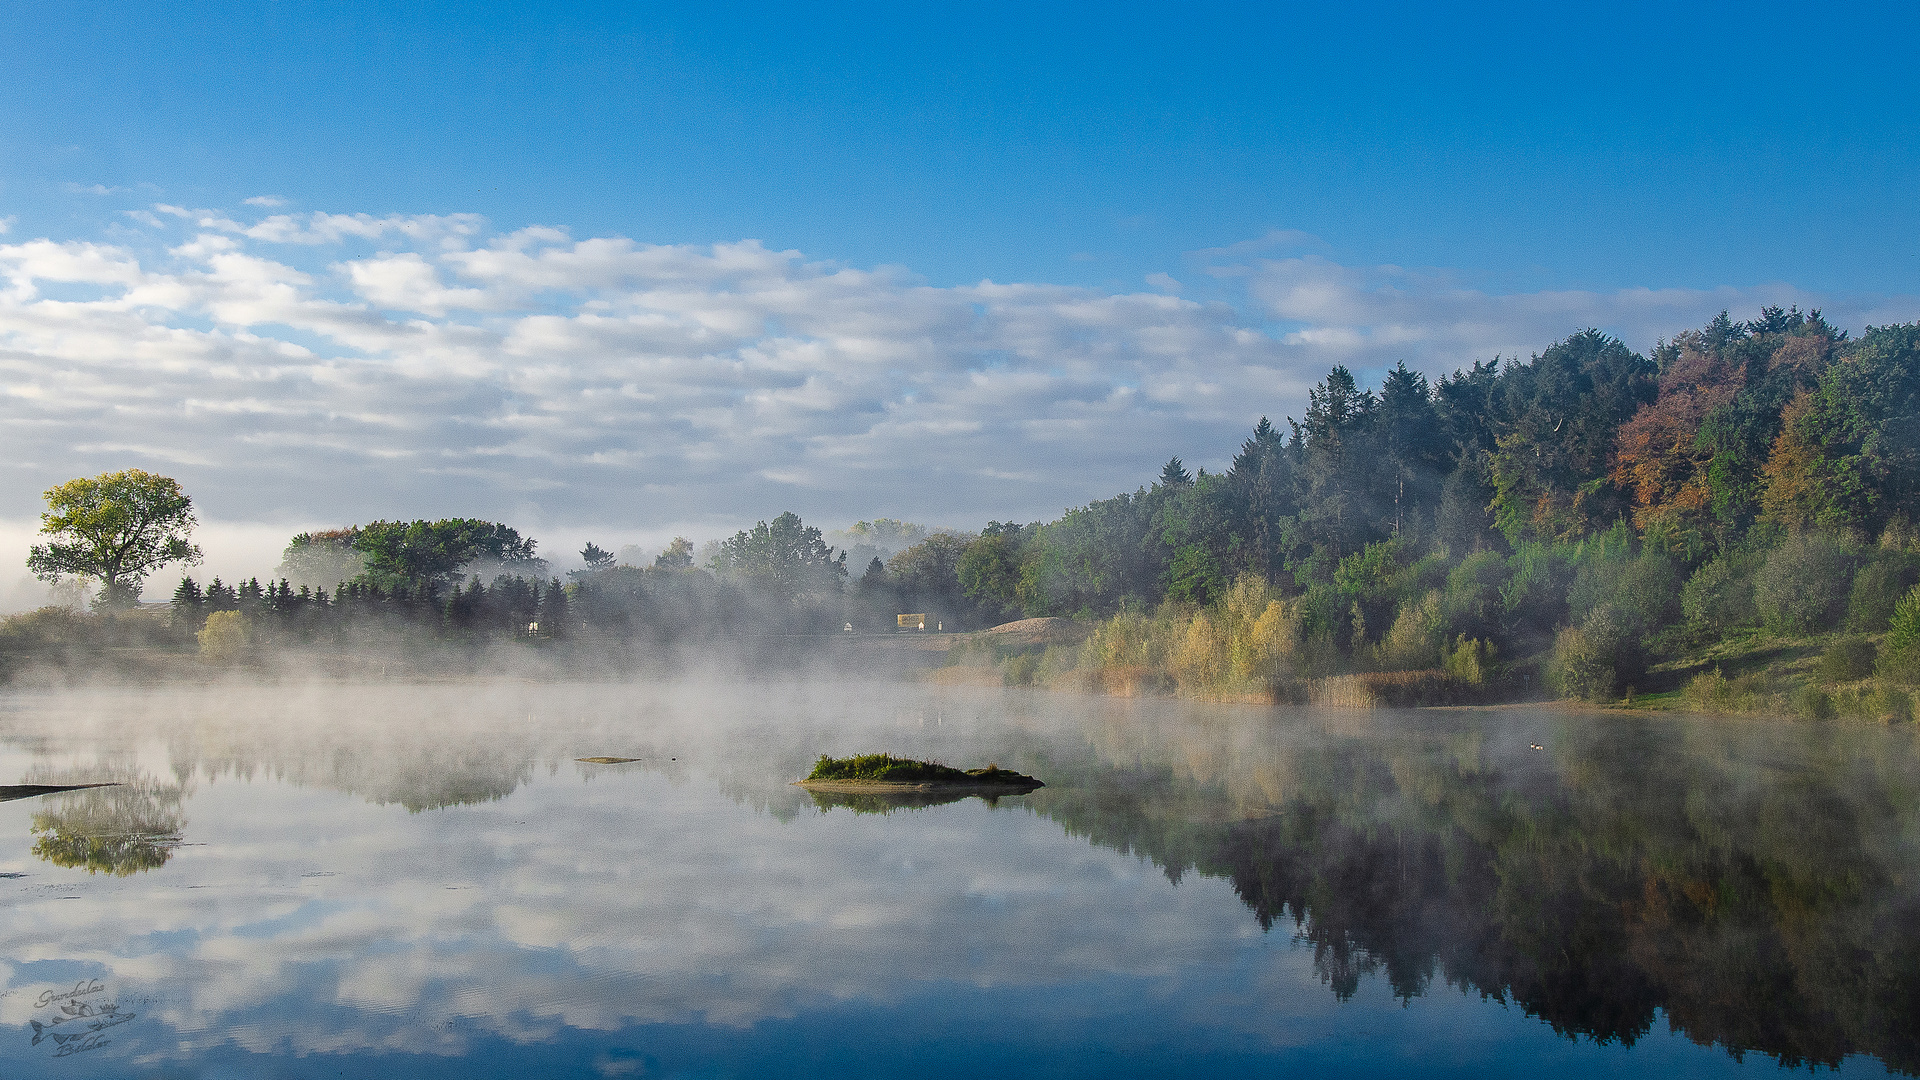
[937,571,1920,721]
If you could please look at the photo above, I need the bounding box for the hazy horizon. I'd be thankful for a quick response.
[4,3,1918,603]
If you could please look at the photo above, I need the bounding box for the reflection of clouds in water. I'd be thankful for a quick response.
[7,682,1905,1070]
[0,682,1274,1061]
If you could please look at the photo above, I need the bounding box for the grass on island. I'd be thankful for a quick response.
[805,753,1037,785]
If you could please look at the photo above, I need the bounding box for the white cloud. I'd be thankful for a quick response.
[1191,228,1323,260]
[241,211,487,247]
[0,211,1912,594]
[1237,254,1920,381]
[244,195,289,207]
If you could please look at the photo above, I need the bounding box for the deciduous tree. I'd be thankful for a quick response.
[27,469,202,609]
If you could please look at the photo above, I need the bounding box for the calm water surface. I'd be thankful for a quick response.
[0,680,1913,1077]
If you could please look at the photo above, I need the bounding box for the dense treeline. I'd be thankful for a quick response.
[901,310,1920,713]
[10,309,1920,710]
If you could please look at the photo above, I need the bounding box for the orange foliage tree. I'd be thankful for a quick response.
[1611,346,1745,555]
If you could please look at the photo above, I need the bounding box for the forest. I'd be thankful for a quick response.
[9,309,1920,717]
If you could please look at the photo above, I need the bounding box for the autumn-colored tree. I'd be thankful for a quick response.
[1758,392,1826,531]
[1612,345,1746,555]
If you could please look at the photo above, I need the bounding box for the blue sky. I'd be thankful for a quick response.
[0,0,1916,589]
[9,1,1918,294]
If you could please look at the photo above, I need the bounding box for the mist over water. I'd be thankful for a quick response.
[0,678,1912,1077]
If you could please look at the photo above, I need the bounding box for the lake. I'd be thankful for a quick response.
[0,680,1914,1077]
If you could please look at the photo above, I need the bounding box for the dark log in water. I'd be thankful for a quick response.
[0,783,119,803]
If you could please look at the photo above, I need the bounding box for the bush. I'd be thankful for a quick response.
[1073,576,1303,698]
[1501,542,1575,632]
[1818,635,1877,683]
[1876,586,1920,686]
[1871,684,1915,723]
[807,754,966,782]
[1570,549,1683,631]
[1682,555,1758,634]
[1549,626,1613,701]
[1754,533,1858,634]
[1442,551,1508,642]
[1846,551,1920,631]
[197,610,251,663]
[1548,603,1645,701]
[1832,682,1915,723]
[1444,635,1495,686]
[1792,683,1836,721]
[1378,591,1445,671]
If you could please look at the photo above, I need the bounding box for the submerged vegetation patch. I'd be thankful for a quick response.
[802,754,1041,788]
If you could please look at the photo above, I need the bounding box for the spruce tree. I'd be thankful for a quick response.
[539,579,569,639]
[170,576,205,629]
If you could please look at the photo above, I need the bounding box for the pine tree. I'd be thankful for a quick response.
[170,576,205,629]
[539,579,569,639]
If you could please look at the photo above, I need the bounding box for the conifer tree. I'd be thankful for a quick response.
[539,579,568,638]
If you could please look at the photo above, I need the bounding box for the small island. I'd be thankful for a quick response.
[796,754,1044,795]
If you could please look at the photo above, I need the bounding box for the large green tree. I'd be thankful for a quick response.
[27,469,202,609]
[955,523,1029,623]
[350,519,545,589]
[709,511,847,601]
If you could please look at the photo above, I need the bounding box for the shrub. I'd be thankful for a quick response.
[1081,610,1155,669]
[1443,636,1495,686]
[1682,555,1758,634]
[1247,600,1300,677]
[1378,591,1445,671]
[1442,551,1508,642]
[1501,542,1575,631]
[1754,533,1858,634]
[1876,586,1920,686]
[1846,551,1920,631]
[1871,684,1915,723]
[1792,684,1836,721]
[1682,667,1765,714]
[1818,635,1877,683]
[1548,603,1645,702]
[1832,681,1916,723]
[1549,626,1614,701]
[1169,610,1228,689]
[1073,576,1302,698]
[198,610,251,663]
[807,754,966,782]
[1002,652,1040,686]
[1571,549,1683,631]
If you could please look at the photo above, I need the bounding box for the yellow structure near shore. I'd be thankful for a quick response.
[897,613,927,630]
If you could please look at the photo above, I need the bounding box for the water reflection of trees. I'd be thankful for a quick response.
[26,768,187,876]
[1025,713,1920,1074]
[169,729,536,812]
[803,788,1026,815]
